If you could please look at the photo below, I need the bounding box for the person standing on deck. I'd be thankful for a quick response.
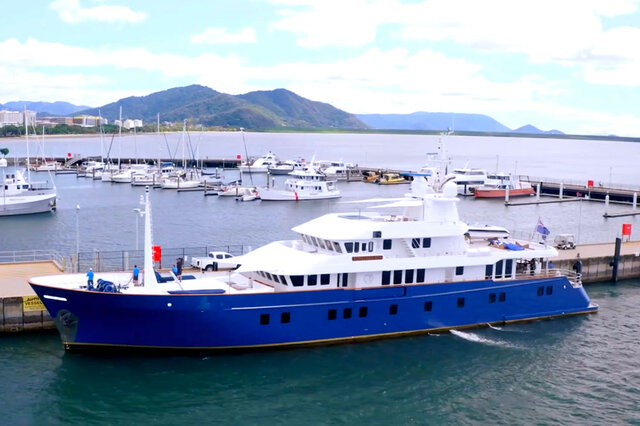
[86,268,94,287]
[573,254,583,278]
[132,265,140,286]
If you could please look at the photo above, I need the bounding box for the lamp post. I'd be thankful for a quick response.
[133,208,142,251]
[75,204,80,271]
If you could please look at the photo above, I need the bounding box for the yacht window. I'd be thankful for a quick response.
[308,275,317,286]
[389,304,398,315]
[353,243,360,253]
[417,269,425,283]
[325,240,334,251]
[422,238,431,248]
[345,242,354,253]
[424,301,432,312]
[489,293,496,303]
[383,239,392,250]
[320,274,330,285]
[455,266,464,276]
[485,265,493,279]
[311,236,319,247]
[333,242,342,253]
[546,286,553,295]
[343,308,352,319]
[499,292,506,302]
[359,306,368,318]
[457,297,465,308]
[279,276,288,285]
[368,241,374,252]
[361,243,367,252]
[393,270,402,284]
[505,259,513,278]
[265,272,273,281]
[382,271,391,285]
[260,314,270,325]
[272,275,281,284]
[301,235,308,244]
[405,269,414,284]
[290,275,304,287]
[537,287,544,296]
[281,312,290,323]
[412,238,420,249]
[495,260,504,278]
[328,309,337,320]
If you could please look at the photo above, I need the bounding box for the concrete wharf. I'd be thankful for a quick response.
[1,240,639,334]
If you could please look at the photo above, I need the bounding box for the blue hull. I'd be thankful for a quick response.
[30,277,597,351]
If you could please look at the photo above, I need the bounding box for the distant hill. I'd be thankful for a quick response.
[238,89,366,129]
[513,125,564,135]
[356,112,511,133]
[76,85,368,130]
[1,101,90,116]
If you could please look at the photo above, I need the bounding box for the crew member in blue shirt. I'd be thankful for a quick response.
[132,265,140,286]
[86,268,94,287]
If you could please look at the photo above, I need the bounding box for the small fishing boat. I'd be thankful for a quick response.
[260,167,341,201]
[376,173,409,185]
[474,173,535,198]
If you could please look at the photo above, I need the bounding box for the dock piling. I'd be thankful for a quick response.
[612,237,622,283]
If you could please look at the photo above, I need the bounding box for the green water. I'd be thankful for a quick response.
[2,281,639,425]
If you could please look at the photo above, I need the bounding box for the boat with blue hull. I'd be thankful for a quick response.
[30,179,597,352]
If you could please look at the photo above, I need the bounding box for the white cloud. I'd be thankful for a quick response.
[191,27,256,44]
[269,0,640,84]
[2,37,640,136]
[50,0,146,24]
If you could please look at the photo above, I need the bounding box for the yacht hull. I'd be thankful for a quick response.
[31,276,596,352]
[0,191,57,216]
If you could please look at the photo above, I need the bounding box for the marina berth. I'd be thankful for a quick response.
[30,177,597,352]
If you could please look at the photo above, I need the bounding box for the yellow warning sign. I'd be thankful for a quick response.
[23,296,46,312]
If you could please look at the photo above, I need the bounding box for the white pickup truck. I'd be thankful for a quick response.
[190,251,239,271]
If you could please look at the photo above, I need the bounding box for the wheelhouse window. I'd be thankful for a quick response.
[422,238,431,248]
[333,242,342,253]
[320,274,330,285]
[307,275,317,286]
[345,242,354,253]
[417,269,425,283]
[412,238,420,249]
[455,266,464,276]
[383,239,392,250]
[382,271,391,285]
[405,269,414,284]
[290,275,304,287]
[393,270,403,284]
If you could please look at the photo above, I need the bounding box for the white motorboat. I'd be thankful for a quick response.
[260,166,341,201]
[268,159,305,175]
[239,152,279,174]
[0,158,57,216]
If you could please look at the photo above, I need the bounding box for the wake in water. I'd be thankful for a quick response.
[450,329,520,349]
[488,324,502,330]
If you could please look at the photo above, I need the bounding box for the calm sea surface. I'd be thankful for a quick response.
[1,133,640,425]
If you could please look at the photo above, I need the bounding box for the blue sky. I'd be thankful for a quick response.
[1,0,640,136]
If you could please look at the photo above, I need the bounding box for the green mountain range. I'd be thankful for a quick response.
[77,85,368,130]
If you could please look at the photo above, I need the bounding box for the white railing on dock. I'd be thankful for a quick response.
[0,249,65,266]
[525,175,640,192]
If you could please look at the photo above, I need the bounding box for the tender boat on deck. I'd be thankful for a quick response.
[30,178,597,352]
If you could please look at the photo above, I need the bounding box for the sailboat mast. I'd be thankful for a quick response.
[118,105,122,169]
[24,106,31,182]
